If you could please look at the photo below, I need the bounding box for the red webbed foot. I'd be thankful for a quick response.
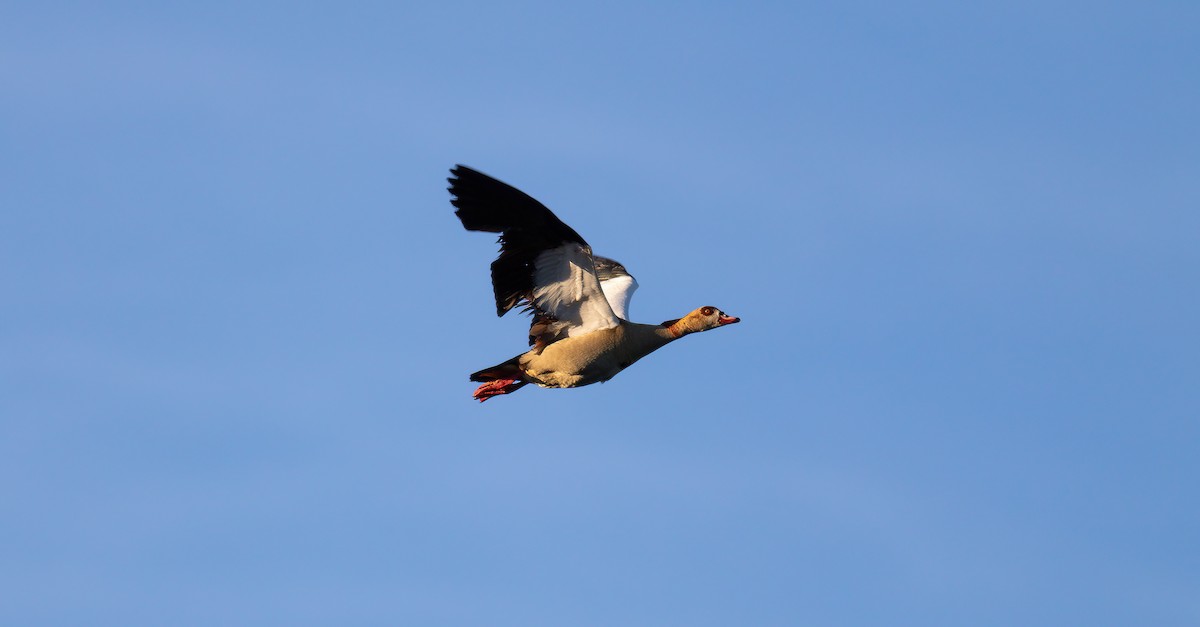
[473,378,527,402]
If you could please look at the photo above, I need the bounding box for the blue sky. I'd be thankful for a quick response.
[2,2,1197,625]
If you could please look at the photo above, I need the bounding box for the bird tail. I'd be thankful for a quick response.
[469,356,523,382]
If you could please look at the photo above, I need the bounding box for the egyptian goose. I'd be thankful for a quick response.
[449,165,740,402]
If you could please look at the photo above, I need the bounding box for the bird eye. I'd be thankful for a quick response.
[701,307,715,316]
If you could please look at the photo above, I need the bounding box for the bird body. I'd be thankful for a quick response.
[518,320,671,388]
[448,165,739,402]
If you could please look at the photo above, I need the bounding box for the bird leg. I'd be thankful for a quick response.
[473,378,527,402]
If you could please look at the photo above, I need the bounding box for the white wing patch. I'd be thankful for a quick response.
[531,243,621,336]
[599,274,638,320]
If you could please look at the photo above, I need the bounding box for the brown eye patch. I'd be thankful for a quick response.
[701,307,715,316]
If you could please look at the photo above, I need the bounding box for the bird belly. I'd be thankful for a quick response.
[519,327,630,388]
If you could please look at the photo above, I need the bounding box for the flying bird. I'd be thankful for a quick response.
[449,165,740,402]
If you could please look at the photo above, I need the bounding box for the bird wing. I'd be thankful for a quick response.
[594,256,639,320]
[449,165,621,337]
